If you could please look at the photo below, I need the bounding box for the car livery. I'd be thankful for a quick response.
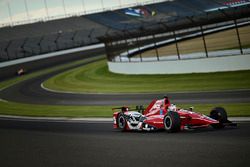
[113,97,236,132]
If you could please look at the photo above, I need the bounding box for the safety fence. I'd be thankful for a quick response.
[104,17,250,62]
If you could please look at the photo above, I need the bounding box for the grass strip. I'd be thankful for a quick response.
[44,59,250,93]
[0,100,249,118]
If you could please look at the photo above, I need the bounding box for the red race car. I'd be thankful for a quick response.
[113,96,236,132]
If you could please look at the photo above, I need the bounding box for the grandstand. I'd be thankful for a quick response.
[0,16,108,62]
[0,0,250,71]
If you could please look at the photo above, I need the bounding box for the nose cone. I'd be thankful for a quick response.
[202,115,220,124]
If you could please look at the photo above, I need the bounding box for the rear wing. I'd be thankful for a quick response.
[112,106,144,113]
[112,106,130,112]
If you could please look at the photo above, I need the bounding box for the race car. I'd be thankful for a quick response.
[113,96,237,132]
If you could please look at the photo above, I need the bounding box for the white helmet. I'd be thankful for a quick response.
[168,104,177,112]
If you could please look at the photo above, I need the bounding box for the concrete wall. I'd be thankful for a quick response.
[108,54,250,74]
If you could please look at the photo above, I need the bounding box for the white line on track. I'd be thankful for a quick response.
[41,82,250,95]
[40,83,95,95]
[0,115,112,123]
[0,98,8,103]
[0,114,250,123]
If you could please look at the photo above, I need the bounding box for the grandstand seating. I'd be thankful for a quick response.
[23,37,41,56]
[0,41,9,62]
[0,16,108,61]
[6,39,25,60]
[85,11,136,30]
[39,34,58,53]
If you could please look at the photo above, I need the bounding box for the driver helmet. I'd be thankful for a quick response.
[168,104,177,112]
[122,107,129,112]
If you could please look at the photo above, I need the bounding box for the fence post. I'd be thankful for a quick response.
[118,42,122,62]
[104,42,111,61]
[234,19,243,55]
[200,25,209,58]
[109,40,119,62]
[125,38,131,62]
[173,31,180,60]
[153,34,160,61]
[136,37,142,62]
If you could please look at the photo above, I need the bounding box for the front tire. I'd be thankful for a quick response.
[210,107,228,129]
[117,114,127,131]
[164,111,181,132]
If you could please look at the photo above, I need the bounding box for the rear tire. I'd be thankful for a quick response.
[210,107,228,129]
[164,111,181,132]
[117,114,127,131]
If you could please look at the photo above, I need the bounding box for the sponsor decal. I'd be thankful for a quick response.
[205,0,250,12]
[113,116,116,124]
[124,7,156,17]
[223,0,250,6]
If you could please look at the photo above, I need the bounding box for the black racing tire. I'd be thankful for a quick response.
[210,107,228,129]
[117,114,127,131]
[164,111,181,132]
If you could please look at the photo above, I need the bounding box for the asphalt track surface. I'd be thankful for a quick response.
[0,55,250,105]
[0,118,249,167]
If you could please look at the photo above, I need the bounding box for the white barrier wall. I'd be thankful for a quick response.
[108,54,250,74]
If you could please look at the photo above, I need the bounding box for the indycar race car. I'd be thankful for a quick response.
[113,96,237,132]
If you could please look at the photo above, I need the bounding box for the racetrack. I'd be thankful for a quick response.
[0,56,250,105]
[0,118,249,167]
[0,49,250,167]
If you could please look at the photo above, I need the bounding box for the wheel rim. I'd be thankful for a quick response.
[164,116,172,130]
[118,116,125,129]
